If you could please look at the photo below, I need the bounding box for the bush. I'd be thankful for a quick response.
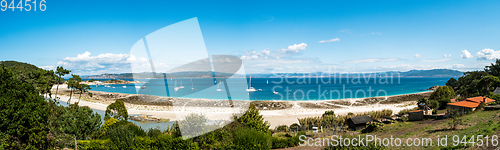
[234,128,271,150]
[430,86,456,100]
[323,110,335,117]
[438,99,452,110]
[429,100,440,109]
[360,123,378,133]
[271,131,306,149]
[275,125,288,132]
[78,139,114,150]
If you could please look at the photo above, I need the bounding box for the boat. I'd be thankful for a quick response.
[122,85,126,88]
[141,86,146,89]
[174,80,179,92]
[216,81,222,92]
[179,80,184,89]
[258,89,262,91]
[273,91,278,94]
[191,79,194,90]
[246,76,257,92]
[112,87,115,88]
[267,80,269,84]
[135,86,141,89]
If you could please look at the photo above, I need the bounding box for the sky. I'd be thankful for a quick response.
[1,0,500,75]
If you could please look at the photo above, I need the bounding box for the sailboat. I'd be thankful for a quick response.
[246,76,257,92]
[179,80,184,89]
[217,81,222,91]
[174,80,179,92]
[267,80,269,84]
[273,91,278,94]
[191,79,194,90]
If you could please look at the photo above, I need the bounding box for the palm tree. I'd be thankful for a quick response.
[55,66,70,100]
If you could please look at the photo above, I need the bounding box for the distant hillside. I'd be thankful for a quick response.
[399,69,463,77]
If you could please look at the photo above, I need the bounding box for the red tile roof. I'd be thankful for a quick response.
[409,110,422,113]
[466,96,495,103]
[450,99,457,102]
[448,101,480,108]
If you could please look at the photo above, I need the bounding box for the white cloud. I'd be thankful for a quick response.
[319,38,340,43]
[56,51,133,75]
[343,58,400,64]
[281,43,308,53]
[461,50,473,59]
[414,54,422,58]
[453,64,465,68]
[419,59,452,63]
[40,66,55,70]
[444,54,451,57]
[240,49,272,60]
[476,48,500,60]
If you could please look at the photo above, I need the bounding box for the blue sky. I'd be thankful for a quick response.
[1,0,500,75]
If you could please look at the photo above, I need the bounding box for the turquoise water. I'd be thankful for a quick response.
[85,77,450,101]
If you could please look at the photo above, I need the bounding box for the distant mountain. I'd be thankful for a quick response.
[399,69,463,77]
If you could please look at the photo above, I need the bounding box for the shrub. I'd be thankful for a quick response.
[360,123,378,133]
[429,100,440,109]
[271,131,306,149]
[275,125,288,132]
[234,128,271,150]
[430,86,456,100]
[323,110,335,117]
[438,98,452,110]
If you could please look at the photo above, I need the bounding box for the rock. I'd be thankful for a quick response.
[427,86,440,91]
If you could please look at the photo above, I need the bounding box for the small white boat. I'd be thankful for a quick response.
[216,81,222,92]
[135,86,141,89]
[179,80,184,89]
[267,80,269,84]
[122,86,127,88]
[174,87,180,92]
[112,87,115,88]
[246,76,256,92]
[142,86,146,89]
[273,91,278,94]
[258,89,262,91]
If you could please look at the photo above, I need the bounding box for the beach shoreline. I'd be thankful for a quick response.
[51,84,431,128]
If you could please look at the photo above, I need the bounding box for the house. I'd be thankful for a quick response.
[408,110,424,121]
[447,96,496,115]
[347,116,373,131]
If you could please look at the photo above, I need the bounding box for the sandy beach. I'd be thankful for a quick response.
[51,84,429,128]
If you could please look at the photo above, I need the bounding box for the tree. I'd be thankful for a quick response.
[55,66,70,100]
[447,110,466,130]
[485,59,500,77]
[0,65,50,149]
[77,83,92,103]
[446,78,459,89]
[478,75,500,95]
[67,74,81,104]
[430,86,456,100]
[237,104,270,133]
[179,113,209,139]
[104,100,129,121]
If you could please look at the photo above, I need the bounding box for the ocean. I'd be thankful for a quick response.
[85,77,451,101]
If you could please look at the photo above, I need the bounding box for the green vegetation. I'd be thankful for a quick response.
[104,100,129,122]
[55,66,71,99]
[429,86,456,100]
[448,59,500,98]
